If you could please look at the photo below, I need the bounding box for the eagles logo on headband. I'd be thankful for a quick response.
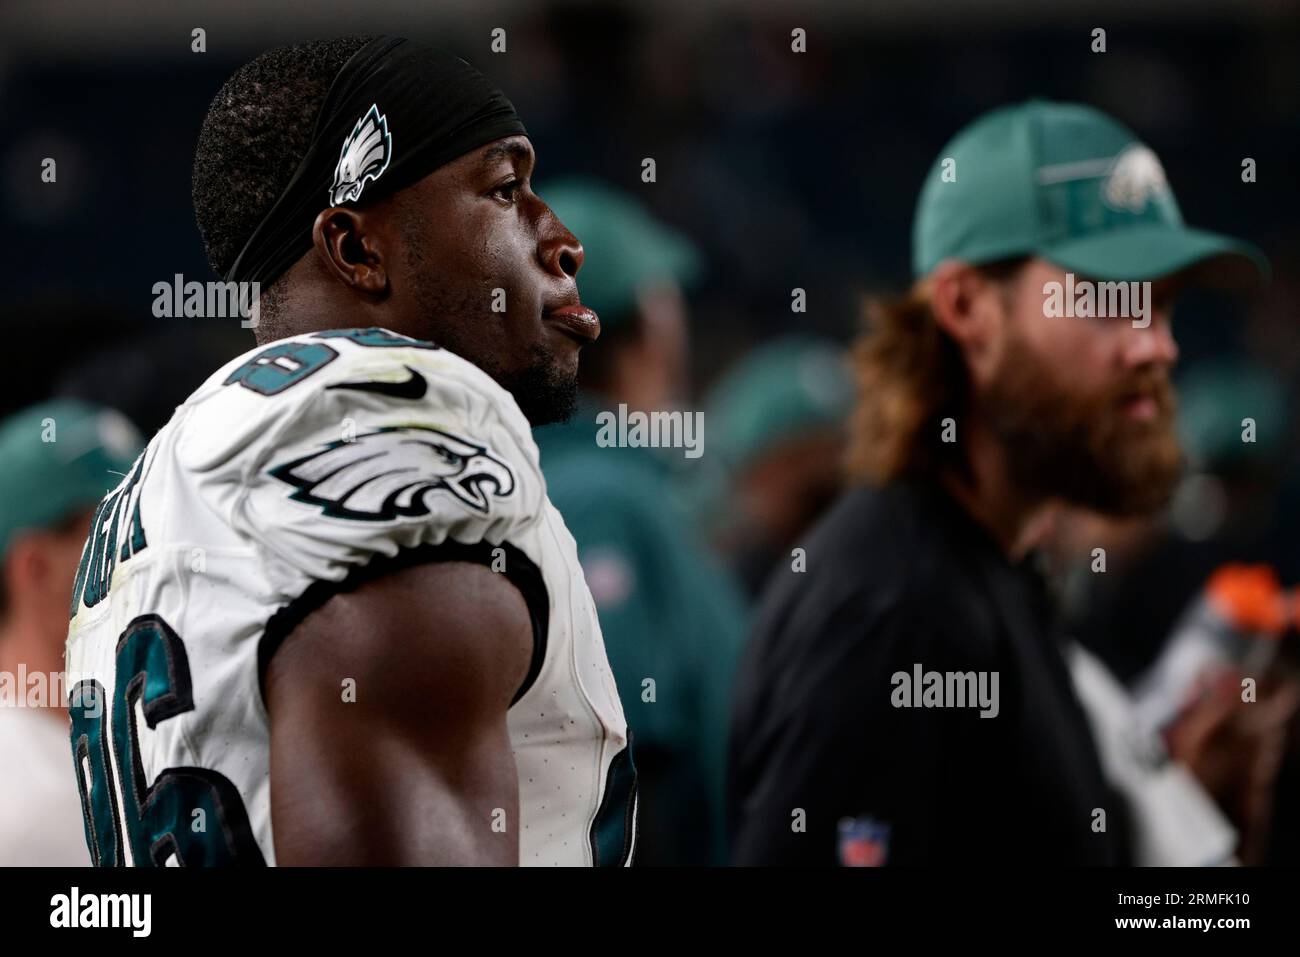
[221,37,527,288]
[330,104,393,206]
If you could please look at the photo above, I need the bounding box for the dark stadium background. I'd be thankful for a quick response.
[3,1,1296,421]
[2,0,1300,865]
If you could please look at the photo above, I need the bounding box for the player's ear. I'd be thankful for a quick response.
[929,260,999,375]
[311,206,389,297]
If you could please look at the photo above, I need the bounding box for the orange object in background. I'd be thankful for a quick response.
[1202,563,1288,635]
[1131,563,1290,735]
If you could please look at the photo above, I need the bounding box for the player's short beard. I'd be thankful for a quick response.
[399,222,578,427]
[492,343,578,427]
[434,321,579,427]
[981,329,1183,516]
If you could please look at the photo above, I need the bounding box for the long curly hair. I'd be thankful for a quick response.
[847,258,1027,485]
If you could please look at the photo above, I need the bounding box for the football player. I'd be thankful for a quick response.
[65,36,636,866]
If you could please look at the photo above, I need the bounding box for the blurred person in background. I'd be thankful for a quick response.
[1063,360,1290,683]
[0,400,141,865]
[1064,561,1300,865]
[729,100,1271,866]
[1053,360,1300,864]
[700,336,853,599]
[535,178,748,865]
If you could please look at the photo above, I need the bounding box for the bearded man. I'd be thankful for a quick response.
[726,100,1267,866]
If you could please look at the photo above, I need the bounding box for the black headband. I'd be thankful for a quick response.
[224,36,527,287]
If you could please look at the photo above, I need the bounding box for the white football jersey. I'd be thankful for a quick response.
[65,328,637,867]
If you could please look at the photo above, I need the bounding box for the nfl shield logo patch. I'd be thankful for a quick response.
[838,816,890,867]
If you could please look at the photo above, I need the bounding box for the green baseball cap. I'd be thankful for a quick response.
[706,336,854,471]
[912,99,1268,286]
[539,177,703,330]
[0,399,142,555]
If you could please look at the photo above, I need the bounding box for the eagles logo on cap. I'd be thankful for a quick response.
[1101,144,1169,214]
[329,104,393,206]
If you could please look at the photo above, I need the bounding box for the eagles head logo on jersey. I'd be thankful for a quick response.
[329,104,393,206]
[269,426,516,520]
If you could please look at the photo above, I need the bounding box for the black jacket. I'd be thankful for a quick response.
[728,481,1129,866]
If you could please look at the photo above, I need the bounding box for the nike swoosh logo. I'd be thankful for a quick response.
[327,366,428,400]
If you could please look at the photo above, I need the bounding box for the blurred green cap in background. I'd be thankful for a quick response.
[540,177,703,331]
[705,336,854,472]
[913,99,1268,286]
[0,399,142,555]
